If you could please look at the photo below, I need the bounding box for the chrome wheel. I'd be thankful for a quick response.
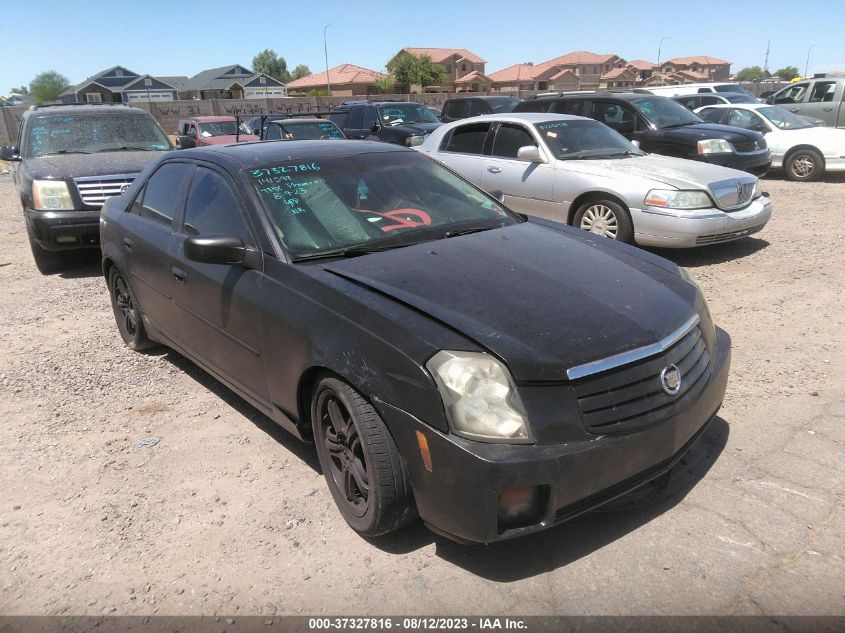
[579,204,619,239]
[790,154,815,178]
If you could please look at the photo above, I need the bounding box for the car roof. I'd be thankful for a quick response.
[181,116,239,122]
[445,95,519,101]
[26,104,148,117]
[267,117,333,124]
[440,112,589,126]
[696,103,767,110]
[531,91,647,101]
[176,139,409,166]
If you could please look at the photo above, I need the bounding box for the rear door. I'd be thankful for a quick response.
[480,122,558,217]
[432,120,492,185]
[342,106,367,139]
[169,163,269,403]
[441,100,467,122]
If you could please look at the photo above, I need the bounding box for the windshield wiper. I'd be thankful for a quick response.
[99,146,156,152]
[292,241,419,262]
[661,122,700,129]
[444,226,496,238]
[44,150,91,155]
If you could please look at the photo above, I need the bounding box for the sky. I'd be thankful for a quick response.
[3,0,844,93]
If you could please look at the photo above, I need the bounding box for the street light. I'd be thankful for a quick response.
[656,35,672,86]
[323,24,331,96]
[804,44,818,79]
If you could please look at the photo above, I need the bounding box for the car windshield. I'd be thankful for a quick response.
[724,94,758,104]
[249,151,519,259]
[273,121,344,140]
[487,97,521,113]
[535,119,642,160]
[27,114,170,157]
[378,103,439,125]
[199,121,254,137]
[631,97,702,128]
[757,106,812,130]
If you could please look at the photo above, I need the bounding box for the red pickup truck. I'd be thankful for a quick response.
[176,116,259,149]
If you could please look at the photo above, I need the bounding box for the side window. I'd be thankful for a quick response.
[774,83,809,104]
[490,123,535,159]
[697,88,711,94]
[183,167,253,243]
[361,106,378,130]
[347,106,364,129]
[808,81,836,103]
[265,123,281,140]
[329,111,349,128]
[442,100,466,118]
[140,163,191,226]
[698,108,725,124]
[726,108,761,129]
[467,100,487,116]
[441,122,491,154]
[516,100,551,113]
[700,96,721,106]
[552,100,584,116]
[591,101,635,132]
[677,97,698,110]
[129,184,146,215]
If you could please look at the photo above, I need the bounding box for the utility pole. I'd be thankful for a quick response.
[764,41,770,73]
[657,36,672,86]
[804,44,817,79]
[323,24,332,96]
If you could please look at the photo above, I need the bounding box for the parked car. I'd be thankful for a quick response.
[329,101,442,146]
[675,94,825,126]
[175,116,258,149]
[100,140,730,544]
[695,103,845,181]
[418,113,771,248]
[260,117,345,141]
[439,96,521,122]
[644,83,755,98]
[0,103,172,273]
[514,92,772,175]
[766,76,845,128]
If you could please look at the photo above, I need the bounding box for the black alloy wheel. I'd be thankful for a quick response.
[108,266,156,351]
[311,376,416,537]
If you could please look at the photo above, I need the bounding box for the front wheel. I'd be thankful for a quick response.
[108,266,156,351]
[785,148,824,182]
[311,376,416,537]
[572,199,634,243]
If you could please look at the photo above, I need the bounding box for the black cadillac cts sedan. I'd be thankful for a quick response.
[100,140,731,543]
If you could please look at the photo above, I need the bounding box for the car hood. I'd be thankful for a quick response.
[390,121,443,135]
[321,221,698,382]
[200,134,260,145]
[23,151,167,178]
[771,125,845,148]
[659,122,761,143]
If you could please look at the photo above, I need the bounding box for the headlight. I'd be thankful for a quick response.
[697,139,733,154]
[426,350,531,443]
[753,180,761,198]
[32,179,74,210]
[644,189,712,210]
[405,135,425,147]
[678,265,700,288]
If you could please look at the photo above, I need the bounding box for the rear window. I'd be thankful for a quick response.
[441,122,491,154]
[514,100,552,113]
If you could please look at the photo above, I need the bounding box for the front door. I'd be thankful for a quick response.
[169,164,269,404]
[480,122,558,218]
[798,80,843,127]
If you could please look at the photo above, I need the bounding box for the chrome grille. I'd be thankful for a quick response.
[733,140,758,153]
[572,323,711,435]
[74,174,136,208]
[710,178,756,211]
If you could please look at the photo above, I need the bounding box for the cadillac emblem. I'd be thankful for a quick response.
[119,183,130,195]
[660,364,682,396]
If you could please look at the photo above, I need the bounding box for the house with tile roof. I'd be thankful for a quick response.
[598,67,638,89]
[388,48,488,92]
[657,56,732,83]
[178,64,287,100]
[626,60,657,83]
[489,51,628,92]
[58,66,181,103]
[286,64,386,96]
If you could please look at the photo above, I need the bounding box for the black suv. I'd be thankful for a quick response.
[439,95,520,122]
[0,104,172,273]
[329,101,442,146]
[514,92,771,175]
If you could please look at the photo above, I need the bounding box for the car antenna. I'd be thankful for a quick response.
[236,115,241,143]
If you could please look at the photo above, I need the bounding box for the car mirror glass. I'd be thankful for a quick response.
[184,235,246,265]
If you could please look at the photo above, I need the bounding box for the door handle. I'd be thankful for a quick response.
[823,107,833,111]
[487,166,502,174]
[121,237,134,251]
[171,267,187,283]
[789,108,800,112]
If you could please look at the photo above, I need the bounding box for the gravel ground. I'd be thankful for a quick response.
[0,173,842,617]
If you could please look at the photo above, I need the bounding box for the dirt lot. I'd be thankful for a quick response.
[0,174,842,617]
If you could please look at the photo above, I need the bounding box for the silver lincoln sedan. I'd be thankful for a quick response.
[416,113,772,248]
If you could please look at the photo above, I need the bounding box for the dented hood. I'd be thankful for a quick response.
[322,221,698,382]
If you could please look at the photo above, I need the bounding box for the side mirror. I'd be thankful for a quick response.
[630,139,641,149]
[753,124,769,134]
[1,145,20,161]
[488,189,505,203]
[370,122,381,133]
[516,145,543,162]
[184,235,245,265]
[616,121,635,134]
[176,135,196,150]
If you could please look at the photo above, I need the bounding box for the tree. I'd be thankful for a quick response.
[10,85,29,95]
[735,66,767,81]
[252,49,291,83]
[387,53,446,89]
[29,70,70,104]
[775,66,799,81]
[291,65,311,81]
[374,75,396,93]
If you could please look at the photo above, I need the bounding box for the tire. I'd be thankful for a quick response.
[785,148,824,182]
[108,266,156,351]
[26,227,64,274]
[311,375,416,537]
[572,199,634,243]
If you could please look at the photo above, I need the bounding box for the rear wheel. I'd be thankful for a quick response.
[311,375,416,537]
[785,148,824,181]
[108,266,156,350]
[26,226,64,274]
[573,199,634,243]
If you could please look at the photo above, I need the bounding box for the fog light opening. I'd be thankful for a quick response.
[56,236,78,244]
[415,430,433,472]
[497,485,549,533]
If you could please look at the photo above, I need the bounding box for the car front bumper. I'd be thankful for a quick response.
[697,149,772,175]
[376,327,731,544]
[25,208,101,251]
[632,195,773,248]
